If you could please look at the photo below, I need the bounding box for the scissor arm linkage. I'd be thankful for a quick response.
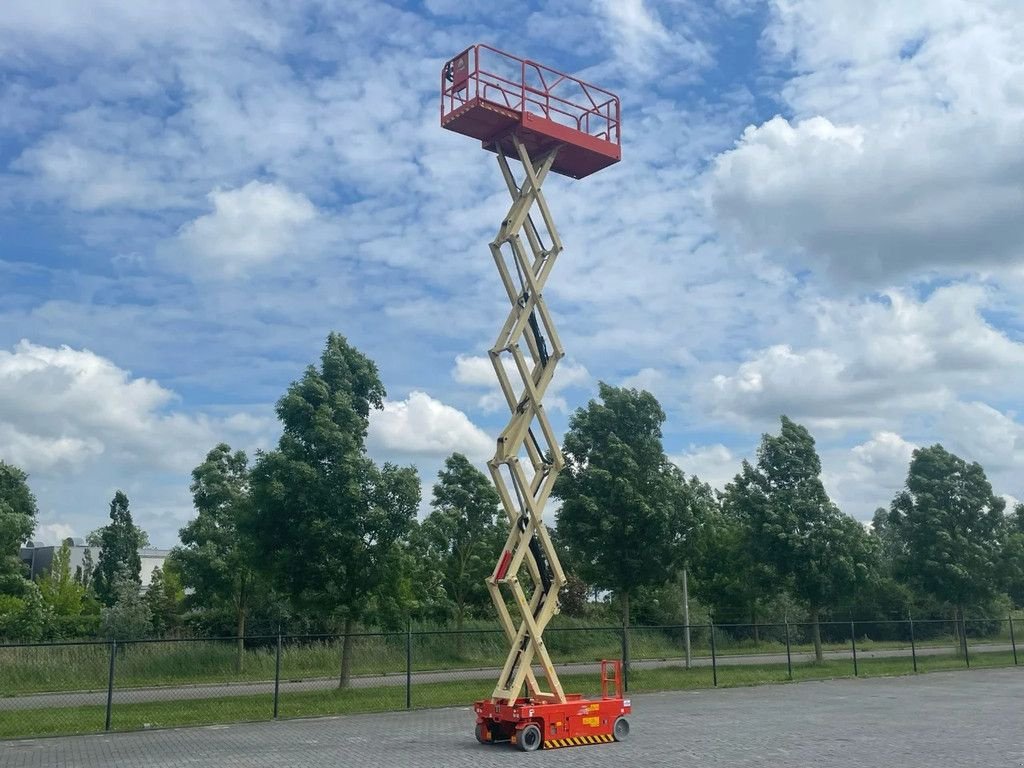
[485,137,569,706]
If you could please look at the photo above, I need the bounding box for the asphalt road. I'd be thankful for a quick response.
[2,667,1021,767]
[0,643,1013,711]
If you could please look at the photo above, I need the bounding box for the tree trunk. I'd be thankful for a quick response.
[751,606,760,644]
[621,592,631,628]
[235,608,246,673]
[456,608,465,658]
[811,608,823,662]
[338,617,355,689]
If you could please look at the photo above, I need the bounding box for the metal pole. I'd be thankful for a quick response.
[406,620,412,710]
[621,622,630,693]
[104,639,116,732]
[682,566,691,669]
[962,611,970,668]
[908,613,918,673]
[850,617,858,677]
[710,621,717,688]
[784,618,793,681]
[1009,615,1018,666]
[273,629,282,719]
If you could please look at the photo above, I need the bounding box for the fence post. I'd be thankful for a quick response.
[682,566,691,669]
[273,629,282,719]
[1007,618,1015,667]
[908,613,918,673]
[850,617,858,677]
[620,622,630,693]
[104,639,117,732]
[406,619,412,710]
[784,618,793,681]
[1007,614,1015,667]
[710,621,717,688]
[962,612,970,668]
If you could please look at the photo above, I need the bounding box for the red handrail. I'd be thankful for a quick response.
[441,44,620,148]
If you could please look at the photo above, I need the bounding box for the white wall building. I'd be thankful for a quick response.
[19,539,171,588]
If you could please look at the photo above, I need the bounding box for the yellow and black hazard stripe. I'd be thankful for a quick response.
[543,734,615,749]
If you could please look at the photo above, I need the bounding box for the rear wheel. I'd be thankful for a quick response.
[613,716,630,742]
[516,723,542,752]
[475,722,491,744]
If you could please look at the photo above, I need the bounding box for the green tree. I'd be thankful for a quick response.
[75,547,95,591]
[0,462,38,594]
[1001,504,1024,608]
[554,383,694,627]
[37,541,86,618]
[888,445,1006,648]
[144,566,179,637]
[247,333,420,687]
[418,453,502,653]
[101,568,152,640]
[172,444,257,669]
[93,491,144,606]
[725,416,876,660]
[691,499,778,630]
[0,583,48,641]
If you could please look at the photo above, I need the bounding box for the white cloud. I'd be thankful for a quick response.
[937,401,1024,473]
[0,1,286,59]
[0,340,273,545]
[709,0,1024,285]
[671,443,740,490]
[368,390,493,461]
[595,0,711,77]
[0,339,272,474]
[34,522,77,545]
[704,286,1024,427]
[822,431,917,519]
[0,340,186,470]
[173,181,317,277]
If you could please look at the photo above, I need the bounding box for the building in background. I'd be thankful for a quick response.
[19,539,170,588]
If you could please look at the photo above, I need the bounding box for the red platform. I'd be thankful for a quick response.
[474,660,631,751]
[441,45,621,180]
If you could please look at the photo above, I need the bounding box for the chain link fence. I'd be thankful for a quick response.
[1,614,1019,740]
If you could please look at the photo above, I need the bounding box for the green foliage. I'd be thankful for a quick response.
[725,417,877,613]
[75,547,95,591]
[1001,504,1024,608]
[558,572,590,618]
[690,491,777,624]
[172,443,257,637]
[417,453,502,630]
[888,444,1005,610]
[0,583,49,641]
[145,567,180,637]
[37,541,86,618]
[101,569,152,640]
[93,491,145,606]
[247,334,420,631]
[0,461,38,595]
[554,383,701,625]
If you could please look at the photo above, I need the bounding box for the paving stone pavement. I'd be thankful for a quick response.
[2,667,1022,768]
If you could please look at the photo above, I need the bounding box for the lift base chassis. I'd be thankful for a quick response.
[474,694,631,751]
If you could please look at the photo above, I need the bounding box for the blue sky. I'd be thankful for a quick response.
[2,0,1024,547]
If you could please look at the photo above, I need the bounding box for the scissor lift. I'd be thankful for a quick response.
[441,44,628,752]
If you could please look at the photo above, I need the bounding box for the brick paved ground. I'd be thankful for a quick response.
[2,668,1021,768]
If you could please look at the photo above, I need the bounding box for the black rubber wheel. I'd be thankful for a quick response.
[613,716,630,742]
[516,723,542,752]
[475,723,491,744]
